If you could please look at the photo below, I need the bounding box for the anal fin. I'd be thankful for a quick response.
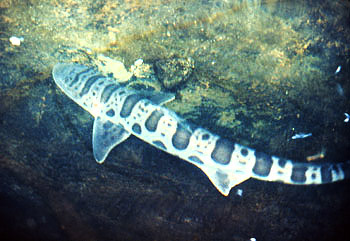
[198,164,251,196]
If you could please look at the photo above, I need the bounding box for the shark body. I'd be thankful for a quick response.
[53,63,350,196]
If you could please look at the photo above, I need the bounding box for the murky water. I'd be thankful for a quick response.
[0,0,349,240]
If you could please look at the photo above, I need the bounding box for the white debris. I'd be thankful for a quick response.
[236,188,243,196]
[335,65,341,74]
[344,113,350,123]
[9,36,23,46]
[291,133,312,140]
[336,83,344,97]
[306,148,326,162]
[95,55,133,83]
[134,58,143,66]
[130,58,153,78]
[250,238,257,241]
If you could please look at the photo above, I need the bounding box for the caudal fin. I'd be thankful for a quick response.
[250,151,350,185]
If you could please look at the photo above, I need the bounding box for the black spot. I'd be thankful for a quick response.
[106,109,115,117]
[278,158,287,168]
[80,74,104,97]
[211,138,234,165]
[342,161,350,180]
[153,141,167,150]
[120,94,143,117]
[132,123,141,134]
[202,134,210,140]
[101,84,119,103]
[102,120,113,130]
[145,110,164,132]
[188,156,204,165]
[69,67,93,87]
[333,165,343,180]
[291,165,307,183]
[240,148,248,157]
[172,124,192,150]
[252,152,273,177]
[321,165,333,183]
[311,173,316,179]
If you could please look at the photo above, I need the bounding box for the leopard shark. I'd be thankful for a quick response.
[52,63,350,196]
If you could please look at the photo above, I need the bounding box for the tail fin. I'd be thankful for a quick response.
[250,151,350,185]
[186,140,350,196]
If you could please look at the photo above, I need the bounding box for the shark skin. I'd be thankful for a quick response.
[52,63,350,196]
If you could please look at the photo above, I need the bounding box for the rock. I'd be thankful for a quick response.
[155,56,194,90]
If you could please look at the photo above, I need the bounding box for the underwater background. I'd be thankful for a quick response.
[0,0,349,240]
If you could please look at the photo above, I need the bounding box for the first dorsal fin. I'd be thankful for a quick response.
[141,91,175,105]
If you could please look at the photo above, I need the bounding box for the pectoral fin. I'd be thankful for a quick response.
[92,116,130,163]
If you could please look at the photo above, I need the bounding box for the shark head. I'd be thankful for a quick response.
[53,63,90,100]
[53,63,119,117]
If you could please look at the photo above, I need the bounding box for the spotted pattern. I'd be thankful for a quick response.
[320,165,333,183]
[202,134,210,140]
[145,109,164,132]
[172,124,191,150]
[153,140,167,150]
[120,94,144,117]
[132,123,142,134]
[188,156,204,165]
[252,152,273,177]
[240,148,248,157]
[80,75,104,97]
[106,109,115,117]
[305,166,321,183]
[341,161,350,179]
[101,84,119,103]
[211,138,234,165]
[69,67,93,87]
[278,158,287,168]
[291,165,307,183]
